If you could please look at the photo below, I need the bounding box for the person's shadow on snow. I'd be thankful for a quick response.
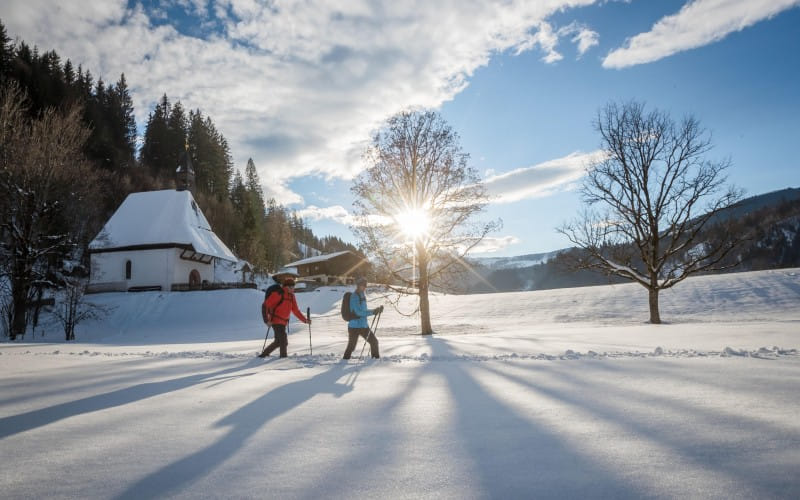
[114,362,356,500]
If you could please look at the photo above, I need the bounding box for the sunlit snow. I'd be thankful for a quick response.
[1,268,799,499]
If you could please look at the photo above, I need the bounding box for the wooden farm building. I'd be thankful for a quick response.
[285,251,368,285]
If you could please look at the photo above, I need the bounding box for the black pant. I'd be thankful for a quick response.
[263,324,288,357]
[343,327,379,359]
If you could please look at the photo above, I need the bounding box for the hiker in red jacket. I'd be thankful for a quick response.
[259,277,310,358]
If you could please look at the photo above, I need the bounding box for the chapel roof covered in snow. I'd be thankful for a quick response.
[89,189,237,262]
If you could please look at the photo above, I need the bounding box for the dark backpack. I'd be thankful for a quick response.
[261,284,284,323]
[340,291,359,321]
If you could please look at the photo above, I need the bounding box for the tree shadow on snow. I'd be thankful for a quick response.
[113,363,359,500]
[476,357,800,498]
[417,337,642,498]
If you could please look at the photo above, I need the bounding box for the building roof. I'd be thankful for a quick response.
[89,189,237,262]
[285,251,355,267]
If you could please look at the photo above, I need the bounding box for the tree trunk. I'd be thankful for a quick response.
[418,246,433,335]
[10,280,29,340]
[419,286,432,335]
[648,286,661,324]
[10,253,32,340]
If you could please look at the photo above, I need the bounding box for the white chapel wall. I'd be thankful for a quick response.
[90,248,220,292]
[170,248,214,285]
[91,249,174,291]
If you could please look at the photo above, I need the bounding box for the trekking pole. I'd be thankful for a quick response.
[358,309,382,361]
[259,325,272,356]
[307,307,312,356]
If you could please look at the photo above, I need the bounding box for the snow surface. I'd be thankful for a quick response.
[89,189,236,261]
[2,268,799,499]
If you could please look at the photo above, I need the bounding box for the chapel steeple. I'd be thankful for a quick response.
[176,139,195,192]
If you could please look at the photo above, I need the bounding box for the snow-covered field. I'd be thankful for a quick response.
[2,268,799,499]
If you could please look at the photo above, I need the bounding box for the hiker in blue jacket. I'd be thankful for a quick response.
[343,277,383,359]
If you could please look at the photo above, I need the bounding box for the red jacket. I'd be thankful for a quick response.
[265,286,307,325]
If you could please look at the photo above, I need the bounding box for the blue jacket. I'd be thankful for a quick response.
[348,290,374,329]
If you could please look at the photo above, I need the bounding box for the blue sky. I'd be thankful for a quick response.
[2,1,798,256]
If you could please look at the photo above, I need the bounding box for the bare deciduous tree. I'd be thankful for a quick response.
[53,277,107,341]
[558,101,742,324]
[0,82,99,339]
[352,110,498,335]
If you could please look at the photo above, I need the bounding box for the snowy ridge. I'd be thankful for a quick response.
[5,345,797,363]
[473,249,564,270]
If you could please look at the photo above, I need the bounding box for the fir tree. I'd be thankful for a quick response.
[140,94,170,178]
[0,20,12,80]
[111,73,137,162]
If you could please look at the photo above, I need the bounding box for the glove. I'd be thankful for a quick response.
[306,319,312,325]
[374,305,384,314]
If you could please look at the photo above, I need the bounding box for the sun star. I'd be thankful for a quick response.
[395,208,430,240]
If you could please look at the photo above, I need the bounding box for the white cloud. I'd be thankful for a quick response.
[484,150,605,204]
[562,23,599,56]
[516,21,563,63]
[515,20,599,63]
[466,235,520,254]
[603,0,800,68]
[295,205,355,226]
[0,0,600,204]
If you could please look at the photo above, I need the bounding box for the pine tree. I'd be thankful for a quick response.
[0,21,12,80]
[164,100,188,180]
[111,73,136,164]
[230,169,246,214]
[244,158,265,209]
[264,198,293,271]
[140,94,171,178]
[62,59,74,85]
[84,77,117,170]
[188,110,232,200]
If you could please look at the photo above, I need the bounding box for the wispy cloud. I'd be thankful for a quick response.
[603,0,800,68]
[570,26,600,56]
[484,150,604,204]
[516,21,563,63]
[515,20,599,63]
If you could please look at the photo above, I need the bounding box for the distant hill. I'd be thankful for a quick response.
[473,250,564,271]
[708,187,800,224]
[464,187,800,293]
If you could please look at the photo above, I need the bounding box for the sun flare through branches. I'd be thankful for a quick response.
[351,110,498,335]
[394,207,430,240]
